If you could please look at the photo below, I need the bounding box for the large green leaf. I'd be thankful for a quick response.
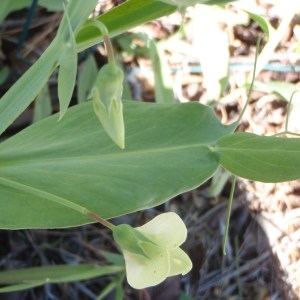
[252,81,298,102]
[0,264,123,293]
[0,101,231,229]
[216,132,300,182]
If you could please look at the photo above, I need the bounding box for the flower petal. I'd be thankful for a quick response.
[136,212,187,248]
[123,244,170,289]
[168,248,193,276]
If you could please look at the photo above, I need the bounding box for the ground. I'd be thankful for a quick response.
[0,0,299,299]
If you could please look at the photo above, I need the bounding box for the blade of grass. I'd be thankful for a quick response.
[246,1,300,81]
[222,176,236,255]
[77,55,98,103]
[149,39,176,103]
[57,3,78,120]
[0,0,98,135]
[33,84,52,123]
[0,264,124,293]
[76,0,176,52]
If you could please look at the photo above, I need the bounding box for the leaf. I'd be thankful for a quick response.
[0,66,10,86]
[0,0,31,23]
[57,19,78,120]
[232,2,274,39]
[245,10,273,39]
[0,0,97,135]
[207,0,237,4]
[155,0,236,7]
[38,0,64,11]
[0,280,47,293]
[91,63,125,149]
[0,101,231,229]
[0,42,58,135]
[243,2,297,81]
[101,251,125,266]
[0,264,123,293]
[0,0,174,135]
[97,273,125,300]
[216,132,300,182]
[252,81,298,102]
[33,84,52,123]
[149,40,176,104]
[76,0,177,52]
[77,55,98,104]
[56,0,99,38]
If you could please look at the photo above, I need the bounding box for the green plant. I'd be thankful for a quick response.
[0,0,300,295]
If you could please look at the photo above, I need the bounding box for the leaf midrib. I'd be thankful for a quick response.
[0,143,211,167]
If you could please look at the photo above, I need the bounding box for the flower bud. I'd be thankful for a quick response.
[90,63,125,149]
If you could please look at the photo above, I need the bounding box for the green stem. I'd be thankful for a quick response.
[86,211,115,230]
[103,34,116,66]
[235,37,261,128]
[0,176,115,230]
[285,90,300,132]
[222,175,236,255]
[86,20,116,65]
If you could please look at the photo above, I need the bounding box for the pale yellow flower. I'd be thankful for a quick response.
[112,212,192,289]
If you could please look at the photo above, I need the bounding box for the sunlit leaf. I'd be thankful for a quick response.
[216,132,300,182]
[0,100,231,229]
[57,43,77,120]
[57,4,78,120]
[76,0,177,52]
[252,81,298,102]
[0,0,174,135]
[244,10,274,39]
[149,40,176,104]
[156,0,236,7]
